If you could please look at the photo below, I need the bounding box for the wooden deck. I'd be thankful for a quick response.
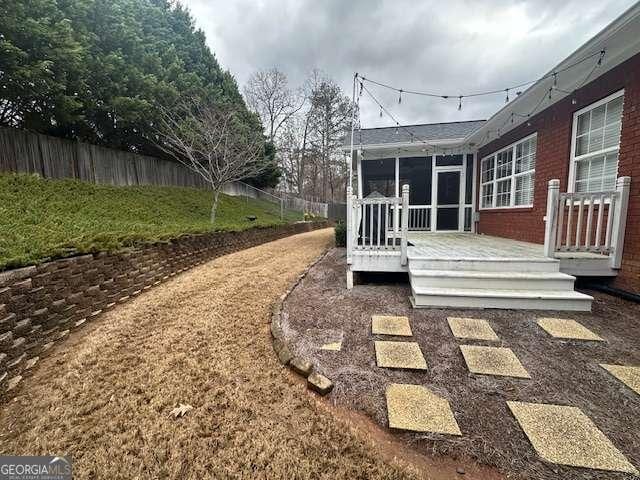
[406,232,614,277]
[408,233,547,260]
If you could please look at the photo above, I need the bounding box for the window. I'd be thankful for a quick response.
[435,154,463,166]
[570,90,623,193]
[480,134,537,209]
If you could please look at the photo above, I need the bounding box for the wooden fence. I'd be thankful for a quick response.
[0,127,208,188]
[0,126,331,217]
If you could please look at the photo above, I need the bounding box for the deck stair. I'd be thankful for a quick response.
[408,254,593,311]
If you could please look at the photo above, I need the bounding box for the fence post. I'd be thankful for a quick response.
[610,176,630,269]
[543,179,560,258]
[280,197,284,221]
[401,184,409,266]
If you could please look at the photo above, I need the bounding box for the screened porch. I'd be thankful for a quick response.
[356,152,476,233]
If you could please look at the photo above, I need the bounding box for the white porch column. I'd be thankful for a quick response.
[543,179,560,258]
[610,176,631,269]
[401,184,409,266]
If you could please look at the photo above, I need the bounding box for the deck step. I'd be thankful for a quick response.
[409,269,576,291]
[410,286,593,311]
[406,256,560,273]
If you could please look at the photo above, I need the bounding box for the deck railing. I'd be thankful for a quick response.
[407,205,432,231]
[346,184,409,265]
[543,177,630,268]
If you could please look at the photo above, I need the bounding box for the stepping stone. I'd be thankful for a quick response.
[375,341,426,370]
[507,401,638,474]
[537,317,603,341]
[372,315,412,336]
[386,384,461,435]
[600,364,640,396]
[320,341,342,351]
[447,317,499,341]
[306,328,343,351]
[460,345,530,378]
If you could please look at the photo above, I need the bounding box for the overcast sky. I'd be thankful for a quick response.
[181,0,636,128]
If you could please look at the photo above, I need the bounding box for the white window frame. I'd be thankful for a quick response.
[568,89,624,194]
[480,133,537,210]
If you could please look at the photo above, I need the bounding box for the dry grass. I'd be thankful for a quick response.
[0,229,420,479]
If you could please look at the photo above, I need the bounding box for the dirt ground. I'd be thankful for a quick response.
[1,229,438,479]
[282,247,640,480]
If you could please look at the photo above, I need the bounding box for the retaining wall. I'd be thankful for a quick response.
[0,221,328,397]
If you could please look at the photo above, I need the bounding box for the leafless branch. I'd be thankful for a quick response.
[154,99,267,223]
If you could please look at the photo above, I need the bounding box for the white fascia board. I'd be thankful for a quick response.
[340,137,465,152]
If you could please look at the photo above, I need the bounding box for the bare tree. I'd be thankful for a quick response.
[155,101,267,224]
[244,68,303,143]
[307,78,354,202]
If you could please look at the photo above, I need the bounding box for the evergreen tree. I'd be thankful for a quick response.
[0,0,263,159]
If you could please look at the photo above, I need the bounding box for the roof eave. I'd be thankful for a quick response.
[340,137,466,152]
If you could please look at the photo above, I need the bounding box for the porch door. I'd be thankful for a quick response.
[434,169,462,231]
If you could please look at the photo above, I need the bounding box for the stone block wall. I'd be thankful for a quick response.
[0,221,327,396]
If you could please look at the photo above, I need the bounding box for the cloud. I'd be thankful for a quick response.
[182,0,635,127]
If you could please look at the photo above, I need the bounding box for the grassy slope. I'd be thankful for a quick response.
[0,173,303,270]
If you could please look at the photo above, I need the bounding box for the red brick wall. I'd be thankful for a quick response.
[477,52,640,292]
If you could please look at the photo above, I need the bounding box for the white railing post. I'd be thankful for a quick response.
[401,184,409,265]
[610,176,631,269]
[543,179,560,258]
[346,186,353,264]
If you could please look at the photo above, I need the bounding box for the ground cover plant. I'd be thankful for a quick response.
[0,173,302,270]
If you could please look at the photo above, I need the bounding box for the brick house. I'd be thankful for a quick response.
[343,4,639,309]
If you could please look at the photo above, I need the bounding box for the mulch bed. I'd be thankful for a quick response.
[281,247,640,480]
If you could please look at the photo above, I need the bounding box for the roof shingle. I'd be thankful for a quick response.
[347,120,486,146]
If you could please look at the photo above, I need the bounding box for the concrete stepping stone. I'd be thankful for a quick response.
[507,401,638,474]
[372,315,412,336]
[600,364,640,396]
[537,317,603,341]
[386,384,461,435]
[320,341,342,351]
[305,328,343,352]
[460,345,530,378]
[374,341,427,370]
[447,317,499,341]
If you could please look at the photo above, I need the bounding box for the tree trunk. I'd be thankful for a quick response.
[210,188,221,225]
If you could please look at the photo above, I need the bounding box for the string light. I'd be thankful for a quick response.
[359,82,445,153]
[355,48,606,153]
[359,48,605,110]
